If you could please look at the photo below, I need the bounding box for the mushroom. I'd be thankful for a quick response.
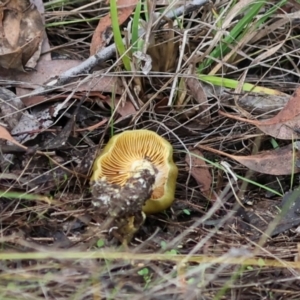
[90,129,178,244]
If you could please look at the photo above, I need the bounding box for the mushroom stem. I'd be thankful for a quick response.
[92,167,156,216]
[91,167,156,244]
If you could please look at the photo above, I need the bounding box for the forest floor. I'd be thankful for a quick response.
[1,0,300,299]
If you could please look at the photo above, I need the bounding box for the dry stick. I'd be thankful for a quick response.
[168,29,188,106]
[27,0,210,97]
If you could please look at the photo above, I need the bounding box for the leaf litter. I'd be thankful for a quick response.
[198,143,300,176]
[2,0,300,299]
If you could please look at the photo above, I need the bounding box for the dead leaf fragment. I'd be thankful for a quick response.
[198,144,300,176]
[186,148,212,195]
[103,96,137,117]
[0,0,44,71]
[185,77,211,125]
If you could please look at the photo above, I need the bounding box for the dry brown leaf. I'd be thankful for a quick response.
[219,87,300,140]
[186,149,212,193]
[103,97,137,117]
[198,144,300,176]
[0,0,43,71]
[236,93,290,115]
[0,125,27,149]
[90,0,138,55]
[185,77,211,125]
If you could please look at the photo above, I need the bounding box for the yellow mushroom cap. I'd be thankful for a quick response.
[90,129,178,214]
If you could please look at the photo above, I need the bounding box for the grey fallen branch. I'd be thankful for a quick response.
[27,0,210,97]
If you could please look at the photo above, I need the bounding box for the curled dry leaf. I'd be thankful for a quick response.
[198,144,300,176]
[185,149,212,198]
[235,93,290,115]
[16,0,51,96]
[90,0,138,55]
[133,51,152,75]
[219,87,300,140]
[0,0,44,71]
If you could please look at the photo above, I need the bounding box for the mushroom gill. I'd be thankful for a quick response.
[91,129,178,214]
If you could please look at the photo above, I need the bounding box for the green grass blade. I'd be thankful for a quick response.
[132,0,142,53]
[143,0,149,22]
[255,0,287,26]
[110,0,131,71]
[198,75,283,95]
[0,190,53,203]
[198,0,287,73]
[199,1,265,72]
